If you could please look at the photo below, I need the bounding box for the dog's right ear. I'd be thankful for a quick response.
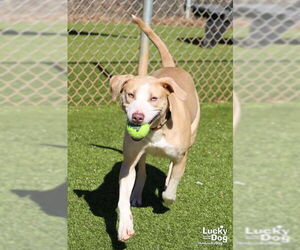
[109,75,134,101]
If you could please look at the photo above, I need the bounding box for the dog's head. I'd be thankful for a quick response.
[110,75,186,125]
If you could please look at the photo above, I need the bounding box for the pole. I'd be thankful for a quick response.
[185,0,192,19]
[138,0,153,75]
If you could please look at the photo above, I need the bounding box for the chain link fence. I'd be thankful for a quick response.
[1,0,299,105]
[68,0,233,105]
[0,0,66,106]
[234,0,300,102]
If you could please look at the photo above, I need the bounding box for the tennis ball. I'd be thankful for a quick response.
[127,123,150,140]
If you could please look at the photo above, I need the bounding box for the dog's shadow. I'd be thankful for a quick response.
[74,147,169,249]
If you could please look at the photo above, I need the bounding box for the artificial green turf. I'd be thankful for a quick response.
[0,106,67,250]
[234,103,300,250]
[68,103,232,249]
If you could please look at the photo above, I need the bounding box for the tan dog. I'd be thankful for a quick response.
[110,16,200,242]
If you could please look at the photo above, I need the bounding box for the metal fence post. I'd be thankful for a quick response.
[185,0,192,19]
[138,0,153,75]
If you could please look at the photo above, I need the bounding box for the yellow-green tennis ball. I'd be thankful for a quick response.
[127,123,150,140]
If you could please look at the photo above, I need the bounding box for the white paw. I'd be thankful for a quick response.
[162,190,176,205]
[118,216,135,242]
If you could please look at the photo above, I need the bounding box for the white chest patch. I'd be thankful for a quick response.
[145,131,180,160]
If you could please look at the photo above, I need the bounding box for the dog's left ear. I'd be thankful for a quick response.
[158,77,187,101]
[110,75,134,101]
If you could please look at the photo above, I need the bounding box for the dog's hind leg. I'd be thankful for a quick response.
[162,153,187,205]
[130,153,146,207]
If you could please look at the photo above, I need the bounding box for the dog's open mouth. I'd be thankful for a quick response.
[149,112,161,126]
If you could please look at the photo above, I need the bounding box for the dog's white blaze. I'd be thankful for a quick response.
[126,83,159,124]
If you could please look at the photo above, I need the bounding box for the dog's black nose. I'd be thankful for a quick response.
[132,112,144,124]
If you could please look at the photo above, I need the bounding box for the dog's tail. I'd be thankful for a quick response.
[132,15,175,70]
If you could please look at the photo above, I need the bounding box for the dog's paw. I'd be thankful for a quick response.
[118,217,135,242]
[130,195,142,207]
[130,198,142,207]
[162,190,176,205]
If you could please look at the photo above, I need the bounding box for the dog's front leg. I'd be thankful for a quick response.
[118,149,143,242]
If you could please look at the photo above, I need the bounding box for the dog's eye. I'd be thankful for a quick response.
[150,96,158,101]
[127,93,134,99]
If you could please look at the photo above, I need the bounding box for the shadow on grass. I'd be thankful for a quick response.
[90,144,123,154]
[177,37,233,47]
[11,143,67,218]
[12,182,67,218]
[74,158,169,249]
[68,29,136,39]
